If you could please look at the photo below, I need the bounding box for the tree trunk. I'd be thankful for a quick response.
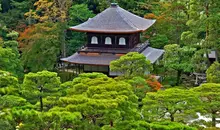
[212,111,216,127]
[176,70,182,86]
[175,23,180,45]
[40,96,43,112]
[170,113,174,122]
[205,2,209,38]
[110,120,113,127]
[62,30,66,58]
[204,2,212,66]
[39,86,43,112]
[92,116,96,125]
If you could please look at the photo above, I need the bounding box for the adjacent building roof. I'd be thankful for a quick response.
[141,47,164,63]
[69,3,156,34]
[208,51,217,59]
[61,47,164,66]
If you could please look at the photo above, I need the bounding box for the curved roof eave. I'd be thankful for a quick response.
[68,5,156,34]
[69,19,156,34]
[68,27,144,34]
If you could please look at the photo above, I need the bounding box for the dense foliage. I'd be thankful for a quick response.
[110,52,153,78]
[0,0,220,129]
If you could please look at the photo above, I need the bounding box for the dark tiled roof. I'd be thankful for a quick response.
[61,53,120,66]
[70,4,156,33]
[61,47,164,65]
[208,51,216,59]
[141,47,164,63]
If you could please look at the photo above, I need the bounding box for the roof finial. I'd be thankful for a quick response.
[111,3,118,8]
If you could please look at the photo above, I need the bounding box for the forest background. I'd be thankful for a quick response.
[0,0,220,130]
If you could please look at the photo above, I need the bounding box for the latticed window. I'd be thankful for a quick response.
[91,36,98,44]
[105,37,112,45]
[119,37,126,45]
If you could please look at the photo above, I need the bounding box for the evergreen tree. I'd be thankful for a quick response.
[206,62,220,83]
[110,52,153,78]
[192,83,220,127]
[163,44,196,85]
[21,22,63,72]
[142,88,201,122]
[0,30,23,76]
[181,0,220,69]
[58,73,139,129]
[22,70,61,111]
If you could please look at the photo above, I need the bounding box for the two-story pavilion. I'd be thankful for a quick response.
[61,3,164,76]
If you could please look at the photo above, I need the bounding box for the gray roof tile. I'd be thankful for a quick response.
[70,5,156,33]
[141,47,164,63]
[61,47,164,65]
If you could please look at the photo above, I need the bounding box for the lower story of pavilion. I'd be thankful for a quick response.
[60,47,164,76]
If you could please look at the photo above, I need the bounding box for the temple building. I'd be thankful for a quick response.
[61,3,164,76]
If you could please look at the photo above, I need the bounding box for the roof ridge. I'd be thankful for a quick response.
[69,6,156,33]
[116,7,139,30]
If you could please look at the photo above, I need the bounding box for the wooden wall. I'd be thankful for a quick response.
[87,32,140,49]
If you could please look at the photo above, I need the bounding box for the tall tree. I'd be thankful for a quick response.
[24,0,72,57]
[142,88,200,122]
[0,30,23,76]
[66,4,95,55]
[0,0,34,30]
[0,70,19,96]
[125,76,151,102]
[192,83,220,127]
[58,73,139,129]
[68,4,95,26]
[11,108,41,129]
[0,95,28,130]
[149,34,169,49]
[0,70,27,130]
[181,0,220,68]
[191,49,209,73]
[25,0,72,23]
[163,44,196,85]
[21,22,63,72]
[0,47,22,76]
[144,0,189,46]
[22,70,61,111]
[206,62,220,83]
[110,52,152,78]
